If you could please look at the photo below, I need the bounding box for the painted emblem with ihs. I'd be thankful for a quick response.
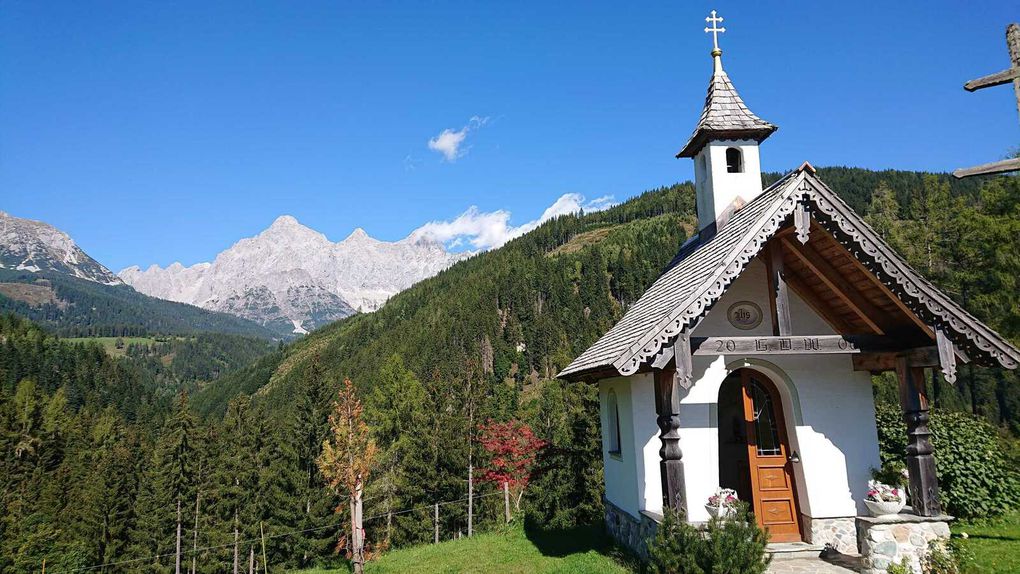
[727,302,763,330]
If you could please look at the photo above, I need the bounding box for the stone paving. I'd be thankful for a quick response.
[766,554,860,574]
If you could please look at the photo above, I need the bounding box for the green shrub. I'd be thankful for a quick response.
[887,557,914,574]
[921,538,974,574]
[875,405,1020,518]
[647,503,771,574]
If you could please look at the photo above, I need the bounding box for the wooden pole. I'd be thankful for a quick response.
[248,547,254,574]
[41,559,45,574]
[896,356,942,516]
[434,503,439,543]
[467,463,474,537]
[503,481,511,523]
[175,498,182,574]
[260,521,269,574]
[654,367,686,514]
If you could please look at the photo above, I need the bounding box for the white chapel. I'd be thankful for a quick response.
[558,10,1020,569]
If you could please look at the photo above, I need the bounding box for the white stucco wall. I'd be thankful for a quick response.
[600,373,659,519]
[603,259,881,524]
[694,139,764,230]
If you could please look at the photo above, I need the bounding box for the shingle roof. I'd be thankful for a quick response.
[558,167,1020,380]
[676,57,777,158]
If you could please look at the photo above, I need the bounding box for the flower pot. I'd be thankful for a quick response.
[705,504,735,519]
[864,498,905,517]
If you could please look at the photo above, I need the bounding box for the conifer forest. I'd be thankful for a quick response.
[2,167,1019,572]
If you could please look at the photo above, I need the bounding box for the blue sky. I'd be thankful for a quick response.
[2,2,1017,271]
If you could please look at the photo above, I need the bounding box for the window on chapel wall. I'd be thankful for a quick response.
[607,390,622,455]
[726,147,743,173]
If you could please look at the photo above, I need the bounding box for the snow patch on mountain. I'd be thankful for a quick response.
[0,211,122,285]
[119,215,468,334]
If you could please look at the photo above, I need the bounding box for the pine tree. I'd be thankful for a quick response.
[364,354,427,548]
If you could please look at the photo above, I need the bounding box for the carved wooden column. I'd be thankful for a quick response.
[895,356,942,516]
[654,367,686,514]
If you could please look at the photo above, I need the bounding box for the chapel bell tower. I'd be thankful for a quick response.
[678,11,777,232]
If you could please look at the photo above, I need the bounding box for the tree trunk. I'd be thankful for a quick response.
[248,547,254,574]
[233,511,240,574]
[260,522,269,574]
[351,482,365,574]
[191,492,200,574]
[175,498,182,574]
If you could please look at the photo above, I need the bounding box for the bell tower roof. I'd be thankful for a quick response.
[677,11,777,158]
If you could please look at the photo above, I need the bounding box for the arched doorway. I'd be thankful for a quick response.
[718,368,802,542]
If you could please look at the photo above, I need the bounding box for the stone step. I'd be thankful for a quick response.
[766,542,825,561]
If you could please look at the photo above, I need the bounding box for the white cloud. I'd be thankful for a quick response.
[427,116,488,162]
[411,193,616,251]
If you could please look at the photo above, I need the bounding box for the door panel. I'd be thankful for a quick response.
[741,370,802,542]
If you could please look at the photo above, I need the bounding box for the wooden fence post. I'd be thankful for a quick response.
[503,482,511,523]
[467,463,474,537]
[433,503,439,543]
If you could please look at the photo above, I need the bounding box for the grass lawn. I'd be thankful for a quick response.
[291,523,636,574]
[64,336,169,356]
[953,511,1020,573]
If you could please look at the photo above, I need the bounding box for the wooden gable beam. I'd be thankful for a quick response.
[935,327,958,384]
[783,272,855,334]
[763,241,792,336]
[781,237,892,336]
[833,239,936,340]
[794,200,811,244]
[852,347,939,372]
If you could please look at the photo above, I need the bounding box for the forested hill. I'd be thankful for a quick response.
[196,166,1017,429]
[2,166,1017,572]
[0,269,275,339]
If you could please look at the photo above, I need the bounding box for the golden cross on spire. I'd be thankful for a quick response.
[704,10,725,55]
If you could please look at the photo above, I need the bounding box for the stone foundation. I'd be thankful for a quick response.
[806,516,858,554]
[856,511,953,574]
[604,499,660,560]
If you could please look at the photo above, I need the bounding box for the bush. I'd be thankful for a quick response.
[887,557,913,574]
[647,503,771,574]
[875,405,1020,518]
[921,538,973,574]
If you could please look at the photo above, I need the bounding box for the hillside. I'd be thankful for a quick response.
[197,166,1007,422]
[0,269,275,338]
[3,167,1017,572]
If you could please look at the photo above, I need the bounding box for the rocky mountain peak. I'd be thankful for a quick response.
[0,210,122,285]
[120,215,469,335]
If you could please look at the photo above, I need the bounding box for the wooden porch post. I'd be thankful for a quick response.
[895,356,942,516]
[654,367,686,514]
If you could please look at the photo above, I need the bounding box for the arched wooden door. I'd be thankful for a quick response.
[740,369,802,542]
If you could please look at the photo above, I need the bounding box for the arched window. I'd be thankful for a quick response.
[607,390,622,455]
[726,147,743,173]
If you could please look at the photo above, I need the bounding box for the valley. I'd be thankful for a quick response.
[3,167,1018,572]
